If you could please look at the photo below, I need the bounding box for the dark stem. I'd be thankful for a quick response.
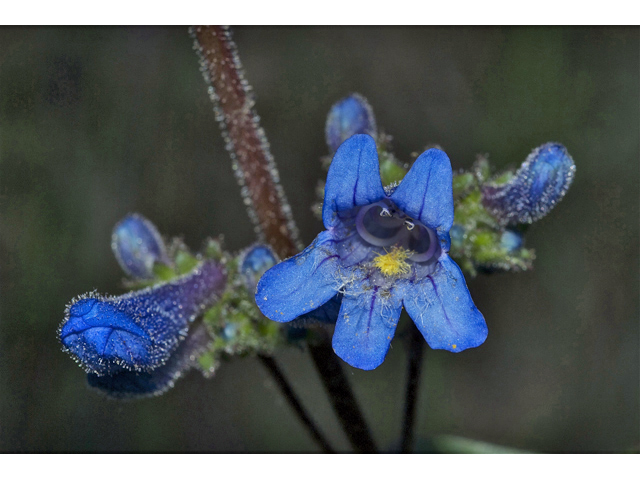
[309,338,378,453]
[190,25,300,260]
[258,354,335,453]
[400,323,425,453]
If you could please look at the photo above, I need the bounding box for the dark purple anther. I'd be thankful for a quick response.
[354,199,441,270]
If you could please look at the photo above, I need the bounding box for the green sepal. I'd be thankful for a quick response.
[378,150,407,185]
[152,262,176,282]
[451,163,535,277]
[175,250,199,275]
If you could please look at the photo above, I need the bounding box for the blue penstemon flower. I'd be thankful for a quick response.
[256,134,488,370]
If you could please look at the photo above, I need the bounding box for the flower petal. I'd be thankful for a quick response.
[255,231,340,323]
[289,293,342,327]
[322,134,386,228]
[332,285,403,370]
[390,148,454,235]
[402,255,487,352]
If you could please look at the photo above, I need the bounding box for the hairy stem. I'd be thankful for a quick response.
[190,25,300,260]
[258,355,335,453]
[400,323,425,453]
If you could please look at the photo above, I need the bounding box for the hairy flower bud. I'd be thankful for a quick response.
[240,244,278,292]
[325,93,377,153]
[112,213,170,278]
[481,143,575,225]
[500,229,523,252]
[58,260,226,375]
[87,322,212,398]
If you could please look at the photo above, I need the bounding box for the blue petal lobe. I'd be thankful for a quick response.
[256,231,340,323]
[322,134,386,229]
[402,255,487,352]
[87,322,211,399]
[59,260,226,375]
[332,284,403,370]
[390,148,454,235]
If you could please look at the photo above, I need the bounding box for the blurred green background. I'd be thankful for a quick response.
[0,26,638,452]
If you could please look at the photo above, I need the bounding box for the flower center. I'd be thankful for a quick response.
[355,200,440,266]
[372,246,412,277]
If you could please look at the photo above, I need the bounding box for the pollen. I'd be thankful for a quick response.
[372,246,413,277]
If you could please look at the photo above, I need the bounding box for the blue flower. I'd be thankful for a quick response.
[256,134,487,370]
[482,142,575,225]
[58,260,226,376]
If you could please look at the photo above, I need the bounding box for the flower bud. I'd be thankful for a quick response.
[58,260,226,376]
[240,244,278,292]
[481,143,575,225]
[87,322,212,398]
[500,229,523,252]
[111,213,170,279]
[325,93,377,153]
[449,224,466,250]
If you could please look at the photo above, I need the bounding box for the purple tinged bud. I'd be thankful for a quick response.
[58,260,226,376]
[112,213,170,279]
[482,143,576,225]
[500,229,523,252]
[240,244,278,292]
[450,224,465,249]
[325,93,377,153]
[221,322,240,341]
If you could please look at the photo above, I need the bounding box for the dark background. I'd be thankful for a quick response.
[0,26,638,452]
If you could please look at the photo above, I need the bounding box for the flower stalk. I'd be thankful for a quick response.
[400,323,425,452]
[308,336,378,453]
[258,354,335,453]
[190,25,300,260]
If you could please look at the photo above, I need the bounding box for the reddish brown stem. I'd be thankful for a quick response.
[190,26,300,260]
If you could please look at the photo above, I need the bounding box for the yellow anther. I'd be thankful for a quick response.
[372,246,413,277]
